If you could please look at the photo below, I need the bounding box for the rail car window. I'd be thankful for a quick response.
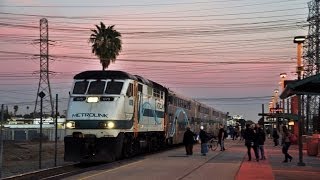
[199,106,209,114]
[147,87,152,96]
[153,89,160,98]
[105,81,123,94]
[73,81,88,94]
[160,91,164,99]
[87,81,106,94]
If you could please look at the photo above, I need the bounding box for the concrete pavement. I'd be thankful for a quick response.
[236,139,320,180]
[64,139,320,180]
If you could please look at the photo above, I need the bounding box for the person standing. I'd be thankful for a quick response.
[255,124,266,160]
[233,126,238,140]
[272,129,279,146]
[282,126,293,163]
[218,124,226,151]
[183,127,196,155]
[240,128,245,141]
[243,124,259,161]
[199,126,209,156]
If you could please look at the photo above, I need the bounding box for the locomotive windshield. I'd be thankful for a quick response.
[72,80,124,95]
[88,81,106,94]
[73,81,88,94]
[105,81,123,94]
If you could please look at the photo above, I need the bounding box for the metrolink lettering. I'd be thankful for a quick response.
[72,113,108,118]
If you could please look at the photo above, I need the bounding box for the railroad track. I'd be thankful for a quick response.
[3,145,182,180]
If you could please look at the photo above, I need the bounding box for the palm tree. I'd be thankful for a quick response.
[89,22,122,70]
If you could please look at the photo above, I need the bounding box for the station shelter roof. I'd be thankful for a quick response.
[280,73,320,99]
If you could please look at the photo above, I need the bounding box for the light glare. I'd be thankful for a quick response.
[87,97,99,103]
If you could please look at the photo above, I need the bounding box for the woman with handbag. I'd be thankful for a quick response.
[243,124,259,161]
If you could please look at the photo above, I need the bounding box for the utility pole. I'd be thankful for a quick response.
[38,91,46,169]
[304,0,320,133]
[34,18,54,117]
[0,104,4,178]
[54,94,58,167]
[294,36,306,166]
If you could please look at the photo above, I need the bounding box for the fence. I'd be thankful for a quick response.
[1,128,66,141]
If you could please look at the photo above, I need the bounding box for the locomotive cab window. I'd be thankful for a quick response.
[126,83,133,97]
[87,80,106,94]
[105,81,123,95]
[73,81,89,94]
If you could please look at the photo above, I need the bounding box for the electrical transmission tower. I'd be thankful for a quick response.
[34,18,54,117]
[303,0,320,133]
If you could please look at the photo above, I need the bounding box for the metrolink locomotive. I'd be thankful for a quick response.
[64,70,228,162]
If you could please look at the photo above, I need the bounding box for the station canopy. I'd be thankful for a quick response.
[280,73,320,99]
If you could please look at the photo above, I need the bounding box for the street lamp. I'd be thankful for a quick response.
[274,89,279,108]
[280,73,287,113]
[294,35,306,166]
[274,89,281,130]
[38,91,45,169]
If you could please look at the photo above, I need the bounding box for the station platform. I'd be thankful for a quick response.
[64,139,320,180]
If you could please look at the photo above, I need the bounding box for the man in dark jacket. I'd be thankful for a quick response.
[243,124,259,161]
[183,127,196,155]
[255,124,266,160]
[199,126,209,156]
[272,129,279,146]
[218,124,226,151]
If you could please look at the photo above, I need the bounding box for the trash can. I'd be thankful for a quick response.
[307,137,319,156]
[304,136,311,150]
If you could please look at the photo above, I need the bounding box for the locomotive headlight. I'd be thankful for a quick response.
[107,121,115,129]
[87,97,99,103]
[66,121,75,129]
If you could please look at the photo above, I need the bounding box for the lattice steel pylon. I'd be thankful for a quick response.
[34,18,54,117]
[303,0,320,133]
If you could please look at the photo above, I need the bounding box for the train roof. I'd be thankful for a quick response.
[74,70,166,91]
[168,89,194,101]
[74,70,138,80]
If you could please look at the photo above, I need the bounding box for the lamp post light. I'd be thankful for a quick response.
[280,73,287,112]
[274,89,280,130]
[294,35,306,166]
[271,95,275,108]
[38,91,46,169]
[269,101,273,111]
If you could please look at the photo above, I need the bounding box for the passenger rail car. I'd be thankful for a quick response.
[64,70,227,162]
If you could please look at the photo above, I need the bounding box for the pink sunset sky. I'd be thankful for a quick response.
[0,0,310,121]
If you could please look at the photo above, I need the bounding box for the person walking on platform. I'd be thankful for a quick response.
[272,129,279,146]
[183,126,196,155]
[218,124,226,151]
[199,126,209,156]
[240,128,245,141]
[255,124,266,160]
[266,127,271,139]
[281,126,293,163]
[243,124,259,161]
